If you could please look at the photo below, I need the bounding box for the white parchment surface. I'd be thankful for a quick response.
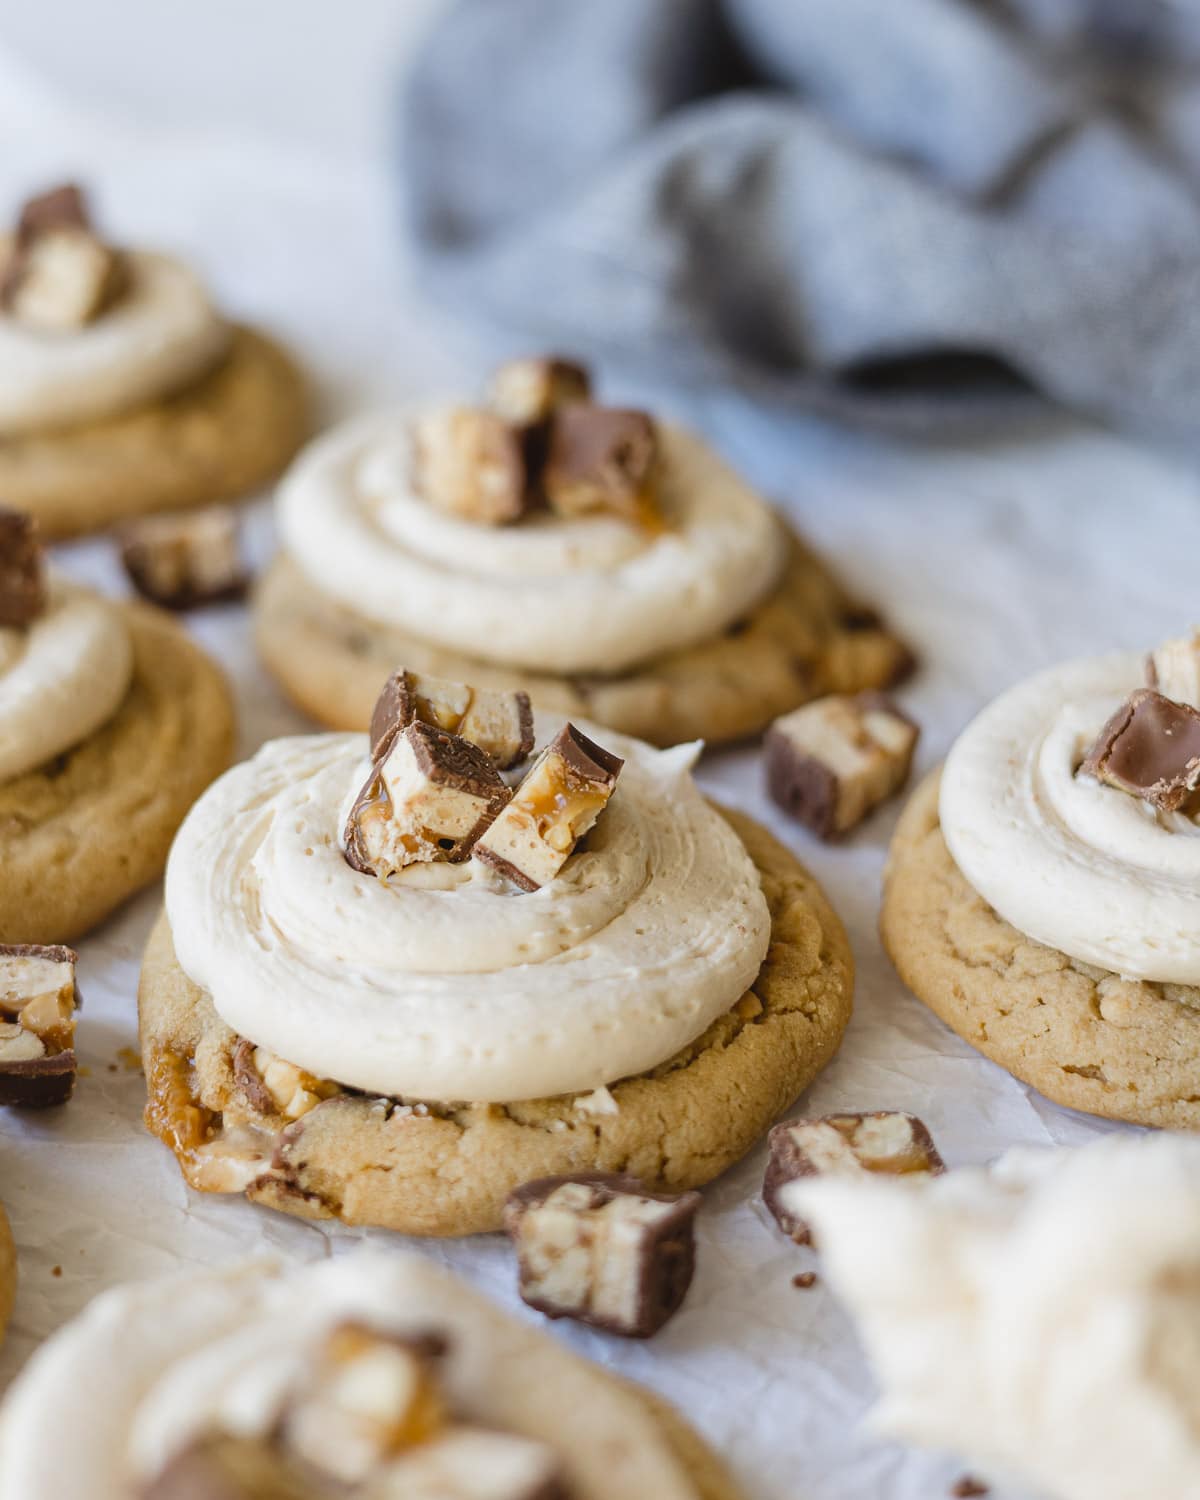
[0,40,1195,1500]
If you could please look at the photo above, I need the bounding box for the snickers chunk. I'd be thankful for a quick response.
[344,722,511,879]
[1148,628,1200,709]
[411,406,528,526]
[232,1040,333,1123]
[764,1112,945,1245]
[370,668,533,770]
[0,944,78,1107]
[473,724,623,891]
[1080,688,1200,812]
[765,693,919,839]
[120,507,249,610]
[0,508,45,628]
[542,406,659,523]
[488,356,591,427]
[504,1174,699,1338]
[2,182,124,331]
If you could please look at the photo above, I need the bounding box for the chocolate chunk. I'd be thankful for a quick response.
[765,692,919,839]
[0,943,79,1107]
[1080,688,1200,812]
[764,1112,945,1246]
[542,406,659,523]
[2,182,123,331]
[14,184,90,240]
[369,669,534,770]
[473,724,623,891]
[0,508,45,628]
[488,356,591,427]
[504,1173,699,1338]
[344,721,512,878]
[410,406,529,525]
[120,507,249,611]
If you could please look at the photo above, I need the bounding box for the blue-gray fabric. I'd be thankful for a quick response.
[401,0,1200,435]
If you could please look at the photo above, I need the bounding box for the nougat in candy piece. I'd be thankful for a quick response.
[369,668,533,770]
[1147,628,1200,709]
[488,356,591,427]
[504,1174,699,1338]
[0,944,79,1107]
[763,1112,945,1246]
[473,724,622,891]
[1080,688,1200,812]
[410,406,529,526]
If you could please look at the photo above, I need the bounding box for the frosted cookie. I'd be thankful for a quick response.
[0,1253,746,1498]
[883,631,1200,1127]
[139,673,853,1235]
[0,183,308,537]
[254,355,910,746]
[0,510,235,942]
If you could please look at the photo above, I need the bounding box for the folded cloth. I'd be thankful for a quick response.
[401,0,1200,436]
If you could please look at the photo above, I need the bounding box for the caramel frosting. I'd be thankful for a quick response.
[0,249,230,437]
[164,719,771,1103]
[276,411,784,676]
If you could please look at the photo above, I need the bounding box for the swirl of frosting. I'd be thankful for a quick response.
[940,650,1200,983]
[0,1255,700,1499]
[0,251,231,437]
[277,412,784,675]
[164,722,771,1102]
[0,577,133,782]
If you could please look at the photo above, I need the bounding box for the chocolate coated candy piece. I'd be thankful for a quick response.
[488,356,591,427]
[504,1173,699,1338]
[542,406,659,522]
[0,942,79,1107]
[120,507,249,610]
[763,1112,945,1246]
[141,1436,320,1499]
[1080,688,1200,812]
[473,724,623,891]
[765,692,919,839]
[411,406,529,525]
[0,508,45,628]
[370,1429,571,1500]
[2,183,123,331]
[1147,628,1200,709]
[369,668,534,770]
[14,183,90,240]
[344,721,512,878]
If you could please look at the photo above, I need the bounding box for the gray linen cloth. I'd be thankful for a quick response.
[401,0,1200,436]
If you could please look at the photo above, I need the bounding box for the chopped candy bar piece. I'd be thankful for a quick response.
[370,1428,571,1500]
[120,507,249,610]
[0,507,45,627]
[763,1112,945,1246]
[2,182,123,331]
[1147,628,1200,709]
[0,944,79,1107]
[232,1039,333,1122]
[344,722,511,878]
[488,356,591,427]
[1080,688,1200,812]
[411,406,529,525]
[369,668,534,769]
[765,692,919,839]
[504,1174,699,1338]
[542,406,659,523]
[473,724,623,891]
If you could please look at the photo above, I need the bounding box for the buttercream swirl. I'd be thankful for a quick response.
[276,411,784,675]
[0,250,231,437]
[940,651,1200,983]
[0,1255,700,1500]
[0,577,133,782]
[164,720,771,1103]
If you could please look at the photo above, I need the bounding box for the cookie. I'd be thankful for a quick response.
[139,806,854,1235]
[882,768,1200,1129]
[0,327,307,539]
[253,536,913,748]
[0,602,234,943]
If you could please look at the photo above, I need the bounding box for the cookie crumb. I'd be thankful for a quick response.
[51,1265,61,1278]
[951,1478,989,1497]
[792,1271,818,1289]
[106,1063,118,1073]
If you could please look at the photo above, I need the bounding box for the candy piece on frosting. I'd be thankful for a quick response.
[488,356,591,427]
[1,181,124,331]
[542,406,659,523]
[369,668,533,770]
[1147,627,1200,709]
[120,507,249,611]
[763,1113,945,1247]
[0,943,79,1108]
[1080,687,1200,812]
[344,722,512,879]
[504,1174,699,1338]
[765,692,919,839]
[473,724,623,891]
[410,406,529,526]
[0,508,45,628]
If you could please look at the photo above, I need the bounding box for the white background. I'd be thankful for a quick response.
[0,12,1195,1499]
